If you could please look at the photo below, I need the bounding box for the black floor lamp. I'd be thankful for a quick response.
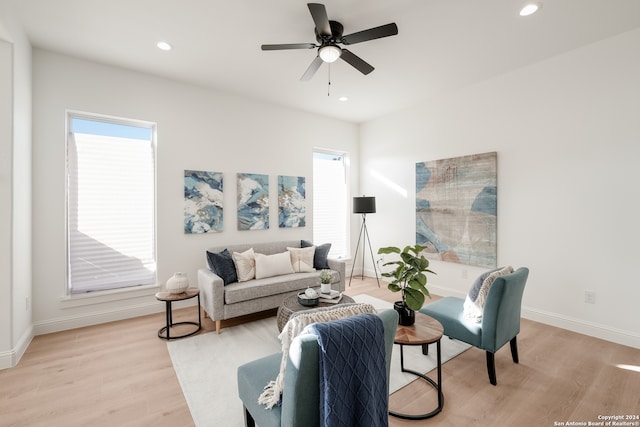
[349,196,380,287]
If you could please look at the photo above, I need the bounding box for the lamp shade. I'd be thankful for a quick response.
[353,196,376,214]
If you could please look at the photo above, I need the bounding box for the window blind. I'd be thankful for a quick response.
[67,128,156,293]
[313,151,348,258]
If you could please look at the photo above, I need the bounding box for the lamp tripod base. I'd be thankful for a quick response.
[348,214,380,287]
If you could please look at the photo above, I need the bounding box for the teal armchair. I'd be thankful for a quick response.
[237,309,399,427]
[419,267,529,385]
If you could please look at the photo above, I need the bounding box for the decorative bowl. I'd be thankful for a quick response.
[297,292,320,307]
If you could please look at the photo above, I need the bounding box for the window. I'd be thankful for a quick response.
[67,112,156,294]
[313,150,349,258]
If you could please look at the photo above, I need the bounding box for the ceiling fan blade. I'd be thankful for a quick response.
[300,55,324,81]
[261,43,317,51]
[340,49,374,75]
[308,3,331,37]
[341,23,398,45]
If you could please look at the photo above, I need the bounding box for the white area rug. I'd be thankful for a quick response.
[167,295,470,427]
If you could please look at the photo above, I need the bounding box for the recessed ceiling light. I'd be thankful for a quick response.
[338,96,348,102]
[520,3,542,16]
[156,41,172,51]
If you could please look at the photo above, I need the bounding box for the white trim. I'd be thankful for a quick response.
[59,284,161,308]
[0,325,33,370]
[0,351,11,370]
[34,298,198,336]
[522,306,640,349]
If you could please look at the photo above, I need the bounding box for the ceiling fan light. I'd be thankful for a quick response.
[520,3,542,16]
[319,45,341,63]
[156,41,172,51]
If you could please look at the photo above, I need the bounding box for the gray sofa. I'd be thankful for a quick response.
[198,240,345,333]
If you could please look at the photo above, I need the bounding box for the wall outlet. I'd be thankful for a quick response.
[461,269,468,279]
[584,290,596,304]
[26,296,31,311]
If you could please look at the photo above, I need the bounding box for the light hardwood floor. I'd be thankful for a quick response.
[1,278,638,426]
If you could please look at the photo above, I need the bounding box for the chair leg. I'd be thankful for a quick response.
[243,405,256,427]
[510,337,519,364]
[486,351,497,386]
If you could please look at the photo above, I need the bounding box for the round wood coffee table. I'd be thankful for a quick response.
[276,292,355,332]
[390,311,444,420]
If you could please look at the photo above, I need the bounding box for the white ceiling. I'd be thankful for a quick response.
[7,0,640,123]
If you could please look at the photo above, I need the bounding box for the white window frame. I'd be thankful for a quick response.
[65,110,157,297]
[312,148,350,259]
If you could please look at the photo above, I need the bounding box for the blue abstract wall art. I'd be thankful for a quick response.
[416,152,497,268]
[237,173,269,230]
[184,170,223,234]
[278,175,306,228]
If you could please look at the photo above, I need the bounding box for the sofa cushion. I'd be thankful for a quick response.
[463,266,513,322]
[206,248,237,285]
[232,248,256,282]
[287,246,316,272]
[224,271,326,305]
[255,251,295,279]
[301,240,332,270]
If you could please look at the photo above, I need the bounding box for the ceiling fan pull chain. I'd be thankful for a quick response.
[327,63,331,96]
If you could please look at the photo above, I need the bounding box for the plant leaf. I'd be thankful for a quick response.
[388,283,402,293]
[378,246,401,255]
[404,287,425,311]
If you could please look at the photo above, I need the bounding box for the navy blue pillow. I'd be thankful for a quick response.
[206,248,238,285]
[301,240,332,270]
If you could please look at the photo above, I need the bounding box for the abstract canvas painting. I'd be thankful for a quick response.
[278,175,306,228]
[416,152,497,268]
[237,173,269,230]
[184,170,223,234]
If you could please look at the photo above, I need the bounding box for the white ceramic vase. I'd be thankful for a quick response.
[320,282,332,294]
[166,272,189,294]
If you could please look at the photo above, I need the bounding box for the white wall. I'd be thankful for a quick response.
[0,1,33,369]
[31,49,359,334]
[0,37,13,369]
[360,29,640,349]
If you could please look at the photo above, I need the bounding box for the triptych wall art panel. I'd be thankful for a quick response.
[184,170,224,234]
[184,171,306,233]
[415,152,497,268]
[278,175,306,228]
[237,173,270,230]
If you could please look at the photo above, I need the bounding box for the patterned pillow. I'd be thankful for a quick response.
[301,240,332,269]
[255,251,295,279]
[232,248,256,282]
[463,266,514,322]
[206,248,238,285]
[287,246,316,272]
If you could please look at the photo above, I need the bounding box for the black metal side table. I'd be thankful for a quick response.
[155,288,201,340]
[390,312,444,420]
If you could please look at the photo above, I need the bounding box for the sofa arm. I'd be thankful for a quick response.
[197,268,225,322]
[327,258,346,292]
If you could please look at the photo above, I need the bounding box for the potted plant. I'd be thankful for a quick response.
[377,244,435,326]
[319,269,333,293]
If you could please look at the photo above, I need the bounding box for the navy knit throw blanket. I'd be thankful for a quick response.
[307,313,388,427]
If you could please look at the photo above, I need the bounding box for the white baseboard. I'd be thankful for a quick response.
[32,300,168,336]
[0,351,12,370]
[522,306,639,349]
[0,325,34,370]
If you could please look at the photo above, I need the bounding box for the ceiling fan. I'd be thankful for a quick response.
[261,3,398,81]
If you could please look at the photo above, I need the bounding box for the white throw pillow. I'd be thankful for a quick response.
[463,266,514,322]
[254,251,295,279]
[232,248,256,282]
[287,246,316,273]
